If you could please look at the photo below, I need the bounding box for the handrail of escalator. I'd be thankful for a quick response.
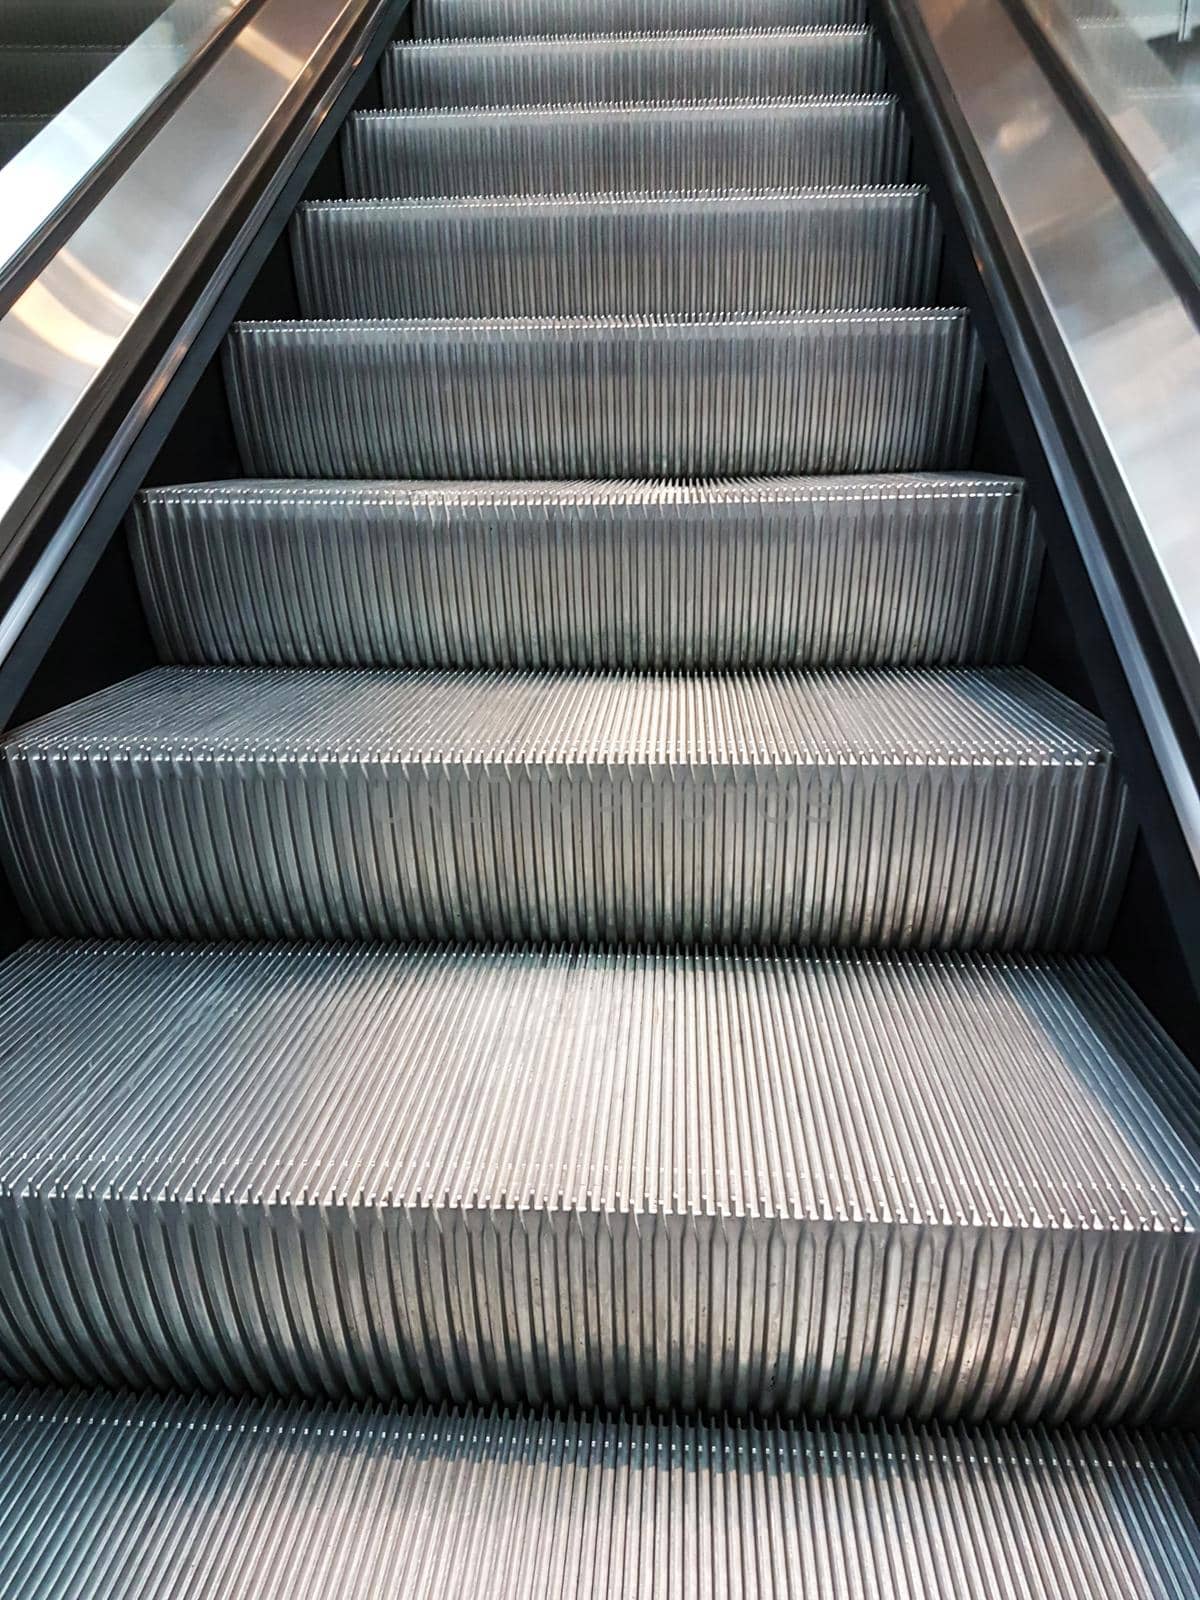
[0,0,264,316]
[0,0,405,723]
[881,0,1200,932]
[998,0,1200,311]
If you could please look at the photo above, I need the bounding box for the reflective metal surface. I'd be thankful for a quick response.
[129,475,1038,667]
[892,0,1200,872]
[0,942,1191,1421]
[224,311,981,477]
[1020,0,1200,259]
[290,188,942,316]
[0,663,1129,947]
[384,26,888,104]
[4,1390,1200,1598]
[0,1,1188,1589]
[0,0,394,668]
[0,0,253,285]
[344,98,911,198]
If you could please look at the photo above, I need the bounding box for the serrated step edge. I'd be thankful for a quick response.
[129,474,1038,668]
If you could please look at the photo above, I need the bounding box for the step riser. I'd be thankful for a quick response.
[344,102,909,199]
[0,737,1129,948]
[224,317,983,480]
[130,481,1040,669]
[1,1198,1192,1423]
[292,193,941,318]
[384,32,886,108]
[410,0,869,35]
[8,1394,1199,1600]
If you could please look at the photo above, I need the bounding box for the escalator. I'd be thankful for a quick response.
[0,1,175,167]
[0,0,1198,1592]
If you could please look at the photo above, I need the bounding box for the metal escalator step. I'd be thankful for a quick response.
[384,28,886,108]
[343,99,909,199]
[224,312,981,480]
[0,47,122,115]
[4,1396,1199,1600]
[291,189,940,318]
[0,940,1194,1419]
[411,0,869,36]
[0,666,1129,947]
[129,475,1040,669]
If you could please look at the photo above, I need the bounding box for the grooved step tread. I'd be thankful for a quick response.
[0,1391,1198,1599]
[291,187,941,317]
[343,97,910,198]
[0,666,1130,948]
[129,473,1039,669]
[0,661,1107,765]
[384,28,886,108]
[224,311,982,480]
[0,941,1195,1419]
[410,0,870,35]
[6,942,1192,1223]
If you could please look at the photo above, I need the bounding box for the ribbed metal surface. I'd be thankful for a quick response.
[0,940,1194,1419]
[411,0,870,35]
[343,99,910,199]
[291,189,941,318]
[130,475,1040,669]
[224,313,982,480]
[0,665,1130,948]
[0,47,121,115]
[6,1393,1200,1600]
[384,29,886,108]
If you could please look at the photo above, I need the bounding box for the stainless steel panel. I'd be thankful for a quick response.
[3,1390,1199,1597]
[383,28,886,107]
[343,99,911,198]
[1027,4,1200,256]
[893,0,1200,873]
[0,665,1129,947]
[130,474,1039,668]
[291,189,941,317]
[223,312,982,479]
[410,0,869,34]
[0,0,393,668]
[0,1,250,285]
[0,941,1193,1420]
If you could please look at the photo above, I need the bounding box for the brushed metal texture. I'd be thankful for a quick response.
[342,99,911,198]
[0,665,1129,947]
[5,1390,1199,1597]
[0,941,1194,1421]
[129,475,1039,668]
[384,29,886,108]
[291,189,941,318]
[410,0,870,35]
[223,312,982,480]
